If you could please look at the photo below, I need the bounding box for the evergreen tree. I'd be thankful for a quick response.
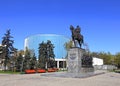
[47,40,55,68]
[10,48,18,72]
[1,29,16,70]
[29,53,37,69]
[38,42,46,69]
[38,40,55,69]
[23,47,31,70]
[16,53,23,72]
[0,45,6,59]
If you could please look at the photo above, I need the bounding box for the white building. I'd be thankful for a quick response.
[92,57,104,66]
[55,58,66,69]
[55,57,104,69]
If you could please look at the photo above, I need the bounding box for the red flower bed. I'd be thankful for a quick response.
[37,69,46,73]
[47,68,55,72]
[53,68,59,72]
[25,69,36,74]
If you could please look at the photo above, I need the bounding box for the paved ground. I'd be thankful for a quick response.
[0,72,120,86]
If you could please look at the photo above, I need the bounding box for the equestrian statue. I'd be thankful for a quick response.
[70,25,84,48]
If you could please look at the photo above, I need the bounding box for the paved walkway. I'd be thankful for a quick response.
[0,72,120,86]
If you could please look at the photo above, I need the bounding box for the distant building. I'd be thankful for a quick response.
[24,34,70,69]
[93,57,106,70]
[92,57,104,66]
[55,58,66,69]
[24,34,70,59]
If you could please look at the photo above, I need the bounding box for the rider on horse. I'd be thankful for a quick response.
[70,25,84,48]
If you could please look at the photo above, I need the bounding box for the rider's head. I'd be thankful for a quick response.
[76,25,81,32]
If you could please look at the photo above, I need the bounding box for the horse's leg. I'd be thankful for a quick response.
[80,42,81,48]
[79,35,83,44]
[72,37,76,47]
[78,40,81,48]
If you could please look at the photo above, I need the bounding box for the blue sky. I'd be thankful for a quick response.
[0,0,120,54]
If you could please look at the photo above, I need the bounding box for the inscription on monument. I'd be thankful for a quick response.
[70,53,76,60]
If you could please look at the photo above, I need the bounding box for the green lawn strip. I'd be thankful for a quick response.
[0,70,20,74]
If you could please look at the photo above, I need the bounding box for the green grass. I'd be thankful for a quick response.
[114,69,120,73]
[57,69,67,72]
[0,70,21,74]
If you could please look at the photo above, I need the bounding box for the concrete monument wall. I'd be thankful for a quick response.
[67,48,85,73]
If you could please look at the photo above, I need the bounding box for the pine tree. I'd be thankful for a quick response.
[38,40,55,69]
[16,53,23,72]
[38,42,46,69]
[1,29,16,70]
[29,53,37,69]
[23,47,31,70]
[47,40,55,68]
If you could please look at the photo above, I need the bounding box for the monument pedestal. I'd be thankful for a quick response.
[68,48,94,73]
[68,48,84,73]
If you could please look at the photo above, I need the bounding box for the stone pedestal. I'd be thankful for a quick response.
[67,48,85,73]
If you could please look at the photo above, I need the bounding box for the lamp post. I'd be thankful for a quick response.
[21,55,25,73]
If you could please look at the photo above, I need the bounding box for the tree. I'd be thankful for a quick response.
[15,49,25,72]
[17,50,25,56]
[38,40,55,69]
[1,29,16,70]
[46,40,55,68]
[16,53,23,72]
[98,52,113,65]
[90,52,99,58]
[0,45,6,59]
[0,45,3,56]
[38,42,46,69]
[29,53,37,69]
[15,48,37,71]
[10,48,18,72]
[22,47,37,70]
[23,47,31,70]
[114,52,120,68]
[64,40,73,58]
[64,40,73,51]
[83,42,90,53]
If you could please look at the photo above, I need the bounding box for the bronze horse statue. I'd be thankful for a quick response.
[70,25,84,48]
